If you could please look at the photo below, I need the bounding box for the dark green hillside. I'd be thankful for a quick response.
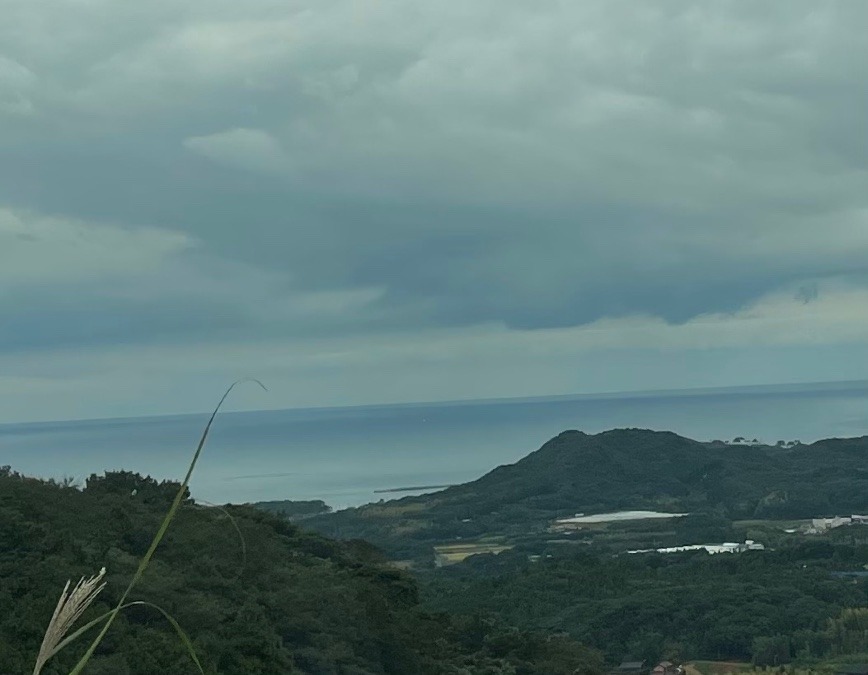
[421,542,868,665]
[305,429,868,559]
[0,467,603,675]
[452,428,868,519]
[253,499,332,520]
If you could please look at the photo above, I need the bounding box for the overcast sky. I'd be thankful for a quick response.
[2,1,868,423]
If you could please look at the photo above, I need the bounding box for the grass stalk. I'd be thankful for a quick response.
[33,568,106,675]
[32,379,265,675]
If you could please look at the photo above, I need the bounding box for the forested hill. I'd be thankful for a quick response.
[433,428,868,518]
[306,429,868,556]
[0,468,603,675]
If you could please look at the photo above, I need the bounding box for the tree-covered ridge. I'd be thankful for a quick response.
[441,429,868,518]
[306,429,868,558]
[0,467,603,674]
[421,542,868,666]
[254,499,333,520]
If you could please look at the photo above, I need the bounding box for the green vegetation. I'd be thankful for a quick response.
[420,542,868,666]
[6,426,868,672]
[0,468,604,674]
[306,429,868,560]
[292,428,868,668]
[253,499,332,520]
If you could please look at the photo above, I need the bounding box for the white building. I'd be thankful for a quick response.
[628,540,765,555]
[809,517,852,533]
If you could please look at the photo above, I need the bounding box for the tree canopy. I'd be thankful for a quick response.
[0,468,603,674]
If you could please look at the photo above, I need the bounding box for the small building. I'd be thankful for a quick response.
[810,516,852,533]
[652,661,680,675]
[628,540,764,555]
[610,660,647,675]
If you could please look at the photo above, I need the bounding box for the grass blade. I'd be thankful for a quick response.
[131,601,205,674]
[67,379,266,675]
[53,602,204,674]
[194,500,247,578]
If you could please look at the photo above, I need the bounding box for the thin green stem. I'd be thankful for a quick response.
[68,379,265,675]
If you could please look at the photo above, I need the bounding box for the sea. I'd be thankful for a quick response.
[3,380,868,509]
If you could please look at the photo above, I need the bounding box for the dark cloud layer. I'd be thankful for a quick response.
[3,1,868,420]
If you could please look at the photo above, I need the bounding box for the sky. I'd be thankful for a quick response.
[2,1,868,423]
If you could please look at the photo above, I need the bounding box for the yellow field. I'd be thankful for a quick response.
[433,542,513,566]
[688,661,752,675]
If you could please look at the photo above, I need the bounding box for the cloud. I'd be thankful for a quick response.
[0,207,192,284]
[0,56,36,116]
[184,128,293,174]
[0,56,35,88]
[0,205,389,354]
[2,1,868,419]
[3,277,868,423]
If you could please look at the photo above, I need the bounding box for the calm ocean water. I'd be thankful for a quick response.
[3,381,868,508]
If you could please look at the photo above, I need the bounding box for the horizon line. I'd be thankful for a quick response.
[3,376,868,429]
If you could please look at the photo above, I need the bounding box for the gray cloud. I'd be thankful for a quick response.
[184,128,294,174]
[2,1,868,418]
